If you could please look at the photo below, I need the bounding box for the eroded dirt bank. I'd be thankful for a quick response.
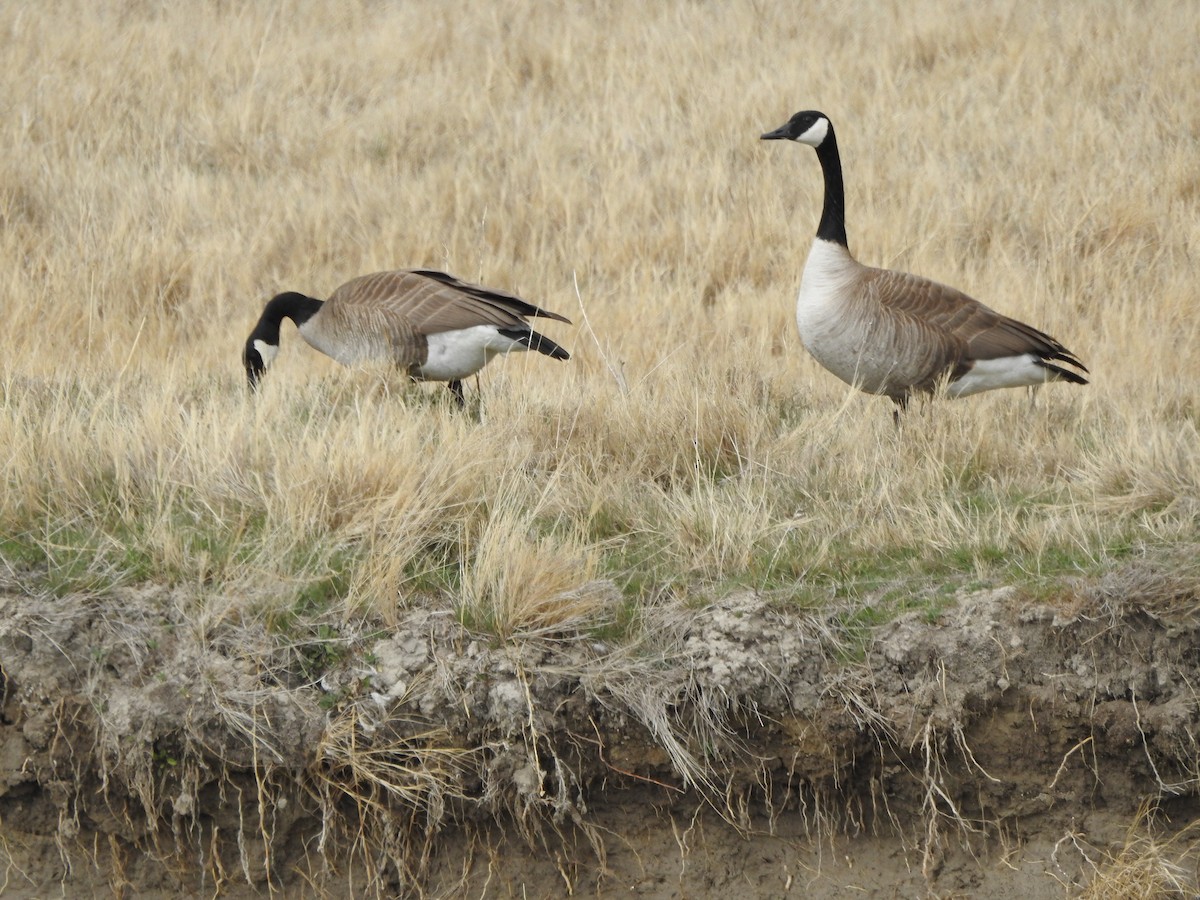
[2,558,1198,897]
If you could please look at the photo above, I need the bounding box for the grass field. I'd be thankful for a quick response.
[2,1,1199,889]
[3,0,1197,633]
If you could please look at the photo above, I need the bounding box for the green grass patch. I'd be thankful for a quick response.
[395,538,463,603]
[0,522,158,596]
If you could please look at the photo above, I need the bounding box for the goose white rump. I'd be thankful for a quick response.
[417,325,533,382]
[946,355,1056,398]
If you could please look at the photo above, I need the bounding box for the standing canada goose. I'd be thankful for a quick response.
[760,110,1088,421]
[243,268,571,405]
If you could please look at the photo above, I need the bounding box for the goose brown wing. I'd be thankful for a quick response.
[869,268,1085,370]
[326,270,570,336]
[310,296,426,367]
[408,269,572,323]
[863,268,972,381]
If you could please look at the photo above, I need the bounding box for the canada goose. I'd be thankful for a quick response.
[760,110,1088,421]
[243,268,571,405]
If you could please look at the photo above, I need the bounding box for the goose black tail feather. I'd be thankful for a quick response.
[1043,346,1089,375]
[1037,358,1089,385]
[500,327,570,360]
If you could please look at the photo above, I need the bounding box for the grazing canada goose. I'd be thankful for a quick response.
[760,110,1088,421]
[243,268,571,405]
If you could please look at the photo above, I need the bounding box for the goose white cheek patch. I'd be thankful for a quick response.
[253,340,278,367]
[798,117,829,147]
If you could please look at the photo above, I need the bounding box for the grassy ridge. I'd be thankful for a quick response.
[2,0,1198,638]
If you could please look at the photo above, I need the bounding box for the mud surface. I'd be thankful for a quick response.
[2,557,1199,897]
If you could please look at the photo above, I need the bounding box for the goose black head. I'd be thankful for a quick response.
[761,110,832,147]
[242,291,323,391]
[243,335,277,390]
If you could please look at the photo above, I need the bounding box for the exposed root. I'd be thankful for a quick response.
[311,706,479,895]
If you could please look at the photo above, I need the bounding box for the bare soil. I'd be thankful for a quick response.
[2,556,1199,898]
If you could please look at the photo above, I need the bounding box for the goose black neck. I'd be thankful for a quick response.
[267,291,324,326]
[248,292,324,345]
[813,131,848,248]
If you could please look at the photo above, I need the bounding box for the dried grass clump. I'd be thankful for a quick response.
[1064,803,1200,899]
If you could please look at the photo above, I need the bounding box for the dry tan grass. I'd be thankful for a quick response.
[2,0,1198,637]
[1056,801,1200,898]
